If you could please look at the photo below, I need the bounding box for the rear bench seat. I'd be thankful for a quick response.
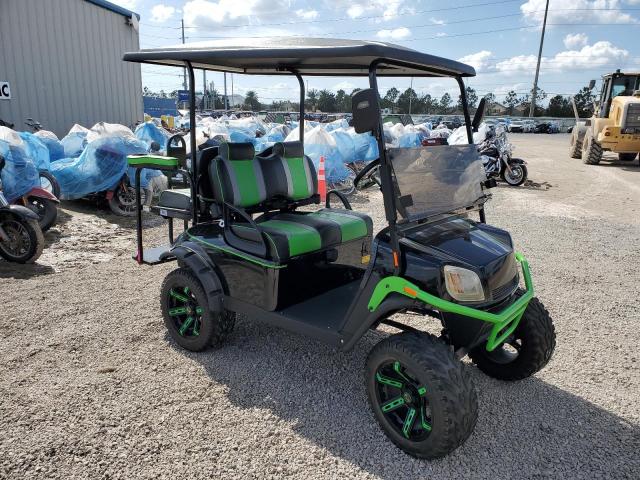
[210,141,372,262]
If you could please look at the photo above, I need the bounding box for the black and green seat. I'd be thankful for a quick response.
[210,141,373,262]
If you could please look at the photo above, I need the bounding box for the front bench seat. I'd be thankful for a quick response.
[210,141,372,262]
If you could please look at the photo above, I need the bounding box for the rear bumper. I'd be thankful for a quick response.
[368,253,533,352]
[598,127,640,152]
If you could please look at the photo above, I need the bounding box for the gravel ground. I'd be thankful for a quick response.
[1,134,639,479]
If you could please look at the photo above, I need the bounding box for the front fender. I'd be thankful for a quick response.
[2,204,40,221]
[510,157,527,165]
[27,187,59,202]
[162,241,225,312]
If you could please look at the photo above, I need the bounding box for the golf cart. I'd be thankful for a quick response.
[123,38,556,459]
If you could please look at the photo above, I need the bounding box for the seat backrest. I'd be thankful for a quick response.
[259,141,317,202]
[210,142,267,208]
[196,146,218,201]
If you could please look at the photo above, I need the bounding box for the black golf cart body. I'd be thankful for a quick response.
[123,37,532,356]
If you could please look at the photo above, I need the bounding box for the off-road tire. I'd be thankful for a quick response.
[470,295,555,381]
[618,152,638,162]
[569,132,582,159]
[366,332,478,459]
[161,268,235,352]
[581,131,602,165]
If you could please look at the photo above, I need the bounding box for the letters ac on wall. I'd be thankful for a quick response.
[0,82,11,100]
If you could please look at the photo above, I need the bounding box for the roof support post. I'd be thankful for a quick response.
[456,76,474,144]
[290,70,305,144]
[185,60,198,224]
[369,60,401,275]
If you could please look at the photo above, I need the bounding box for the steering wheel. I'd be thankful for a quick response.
[353,158,382,191]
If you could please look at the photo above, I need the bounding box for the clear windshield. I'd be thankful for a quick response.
[388,144,488,221]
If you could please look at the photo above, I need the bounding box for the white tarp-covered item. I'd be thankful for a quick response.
[303,125,350,183]
[34,129,66,161]
[61,124,90,158]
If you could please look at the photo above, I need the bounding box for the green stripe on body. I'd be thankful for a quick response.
[259,220,322,257]
[286,157,311,200]
[229,160,261,207]
[310,211,367,242]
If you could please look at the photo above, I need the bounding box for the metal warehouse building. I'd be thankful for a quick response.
[0,0,143,138]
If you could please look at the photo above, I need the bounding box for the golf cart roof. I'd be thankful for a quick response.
[123,37,475,77]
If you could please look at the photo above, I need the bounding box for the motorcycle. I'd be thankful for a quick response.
[478,124,528,186]
[0,155,44,263]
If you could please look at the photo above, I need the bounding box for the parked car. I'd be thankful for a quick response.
[508,120,525,133]
[522,120,536,133]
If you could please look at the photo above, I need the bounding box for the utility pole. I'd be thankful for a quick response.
[231,74,234,108]
[224,73,228,110]
[529,0,549,118]
[203,69,207,110]
[181,19,187,90]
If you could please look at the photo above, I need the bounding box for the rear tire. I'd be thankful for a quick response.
[366,332,478,459]
[26,197,57,231]
[618,152,637,162]
[0,216,44,264]
[39,170,61,198]
[581,131,602,165]
[108,185,148,216]
[161,268,235,352]
[569,132,582,159]
[469,295,556,381]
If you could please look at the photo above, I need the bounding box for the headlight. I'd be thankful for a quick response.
[443,266,485,302]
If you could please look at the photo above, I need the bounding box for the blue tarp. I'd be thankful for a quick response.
[18,132,51,171]
[34,132,65,161]
[61,131,88,158]
[0,140,39,202]
[50,136,149,200]
[135,121,170,150]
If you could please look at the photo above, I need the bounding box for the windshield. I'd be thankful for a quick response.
[612,76,640,97]
[388,144,488,222]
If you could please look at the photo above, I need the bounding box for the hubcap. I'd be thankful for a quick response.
[375,361,432,441]
[167,286,204,337]
[0,220,31,256]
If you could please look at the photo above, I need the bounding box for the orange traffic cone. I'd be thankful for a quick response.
[318,155,327,202]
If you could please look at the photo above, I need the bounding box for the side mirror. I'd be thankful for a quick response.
[471,98,486,132]
[588,79,596,90]
[351,89,380,134]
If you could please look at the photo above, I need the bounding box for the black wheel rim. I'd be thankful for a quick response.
[116,186,144,214]
[0,220,31,257]
[375,361,432,441]
[166,286,204,337]
[506,166,523,184]
[27,198,46,218]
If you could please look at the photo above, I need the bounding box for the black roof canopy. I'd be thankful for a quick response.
[123,37,475,77]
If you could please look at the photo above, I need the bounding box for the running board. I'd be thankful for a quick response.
[133,245,175,265]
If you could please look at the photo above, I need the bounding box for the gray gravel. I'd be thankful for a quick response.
[1,134,639,479]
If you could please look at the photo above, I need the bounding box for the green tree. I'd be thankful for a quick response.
[418,93,437,114]
[504,90,519,115]
[317,89,337,112]
[546,95,573,117]
[382,87,400,110]
[439,93,452,114]
[305,89,319,111]
[573,86,596,117]
[335,89,350,112]
[243,91,261,111]
[397,88,419,113]
[457,86,478,110]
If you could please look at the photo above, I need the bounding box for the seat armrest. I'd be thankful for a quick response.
[222,202,268,258]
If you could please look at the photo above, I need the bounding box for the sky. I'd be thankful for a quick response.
[110,0,640,105]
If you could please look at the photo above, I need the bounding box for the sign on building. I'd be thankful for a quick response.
[0,82,10,100]
[177,90,190,103]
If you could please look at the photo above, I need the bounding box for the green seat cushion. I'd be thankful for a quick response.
[308,209,371,242]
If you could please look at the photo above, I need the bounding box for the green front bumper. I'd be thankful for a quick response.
[367,253,534,352]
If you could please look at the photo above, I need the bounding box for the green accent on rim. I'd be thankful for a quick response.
[367,253,534,352]
[179,316,194,336]
[169,289,190,303]
[376,372,403,389]
[169,307,189,316]
[418,386,427,396]
[127,155,179,169]
[259,220,322,257]
[393,361,413,384]
[381,396,405,413]
[229,160,261,207]
[402,408,417,438]
[286,157,312,200]
[309,210,368,242]
[420,407,432,431]
[184,231,286,269]
[193,320,200,336]
[195,306,204,315]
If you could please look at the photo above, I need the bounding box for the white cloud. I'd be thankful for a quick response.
[150,4,176,23]
[376,27,411,40]
[495,41,629,74]
[296,9,318,19]
[109,0,138,10]
[333,81,357,92]
[458,50,494,72]
[563,33,589,49]
[183,0,292,26]
[347,5,365,18]
[430,17,445,25]
[521,0,637,24]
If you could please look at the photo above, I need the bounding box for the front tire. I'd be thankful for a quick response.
[581,131,602,165]
[618,152,637,162]
[470,295,556,381]
[0,216,44,264]
[108,184,148,216]
[26,197,57,231]
[160,268,235,352]
[569,132,582,159]
[501,162,527,186]
[366,332,478,459]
